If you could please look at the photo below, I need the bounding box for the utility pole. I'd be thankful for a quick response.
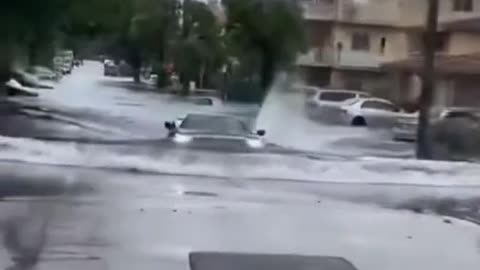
[416,0,439,159]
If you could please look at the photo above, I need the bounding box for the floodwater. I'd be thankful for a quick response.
[0,62,480,270]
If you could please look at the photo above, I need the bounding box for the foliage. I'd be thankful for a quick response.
[0,0,306,94]
[173,0,225,92]
[222,0,306,94]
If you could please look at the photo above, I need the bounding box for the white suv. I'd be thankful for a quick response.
[306,89,370,122]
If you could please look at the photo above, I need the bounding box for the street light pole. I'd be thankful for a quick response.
[416,0,439,159]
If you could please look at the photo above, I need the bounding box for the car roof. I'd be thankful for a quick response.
[317,89,367,94]
[354,97,394,104]
[184,113,238,119]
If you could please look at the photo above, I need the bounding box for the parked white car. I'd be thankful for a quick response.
[339,97,414,128]
[305,89,370,122]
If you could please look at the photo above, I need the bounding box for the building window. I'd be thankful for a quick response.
[351,32,370,51]
[453,0,473,11]
[380,37,386,54]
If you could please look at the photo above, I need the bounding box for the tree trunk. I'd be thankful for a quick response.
[28,41,39,67]
[416,0,438,159]
[130,48,142,83]
[260,51,274,101]
[199,63,205,89]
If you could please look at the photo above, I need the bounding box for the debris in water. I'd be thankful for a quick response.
[443,218,453,224]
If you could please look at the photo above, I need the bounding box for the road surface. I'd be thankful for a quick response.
[0,62,480,270]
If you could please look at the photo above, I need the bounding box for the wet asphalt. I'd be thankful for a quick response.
[0,62,480,269]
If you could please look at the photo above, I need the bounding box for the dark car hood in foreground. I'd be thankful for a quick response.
[0,161,479,270]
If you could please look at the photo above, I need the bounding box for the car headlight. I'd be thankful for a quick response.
[246,139,264,148]
[173,134,192,144]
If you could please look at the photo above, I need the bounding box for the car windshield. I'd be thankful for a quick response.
[319,92,357,102]
[180,114,250,135]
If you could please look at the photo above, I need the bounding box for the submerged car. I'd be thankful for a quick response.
[306,89,370,122]
[339,97,414,128]
[104,60,118,76]
[164,113,266,150]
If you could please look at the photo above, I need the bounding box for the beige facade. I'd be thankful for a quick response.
[298,0,480,107]
[446,32,480,54]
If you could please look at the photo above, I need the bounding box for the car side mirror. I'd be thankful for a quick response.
[164,121,176,130]
[256,130,266,136]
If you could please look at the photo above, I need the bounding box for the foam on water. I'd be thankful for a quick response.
[255,75,413,157]
[1,135,480,186]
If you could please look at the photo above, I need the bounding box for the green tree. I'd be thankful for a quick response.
[173,0,225,93]
[128,0,179,83]
[223,0,306,96]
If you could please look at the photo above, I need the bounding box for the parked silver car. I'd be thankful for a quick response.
[338,97,414,128]
[393,107,479,141]
[305,89,370,122]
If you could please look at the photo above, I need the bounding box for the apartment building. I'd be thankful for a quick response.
[297,0,480,104]
[384,16,480,107]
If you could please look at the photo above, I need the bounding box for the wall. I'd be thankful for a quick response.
[330,69,393,98]
[438,0,480,21]
[305,21,333,49]
[399,0,480,26]
[331,24,410,67]
[447,32,480,54]
[338,0,401,25]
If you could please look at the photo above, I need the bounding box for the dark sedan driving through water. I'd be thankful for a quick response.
[164,113,266,151]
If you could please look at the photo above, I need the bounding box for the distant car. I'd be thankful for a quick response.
[104,61,118,76]
[393,107,480,142]
[61,61,73,75]
[188,97,222,107]
[306,89,370,122]
[339,97,411,128]
[117,61,133,77]
[164,113,266,150]
[73,59,82,67]
[58,50,74,74]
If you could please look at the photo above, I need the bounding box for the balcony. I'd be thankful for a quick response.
[336,51,382,69]
[300,0,336,21]
[296,47,334,67]
[336,0,400,26]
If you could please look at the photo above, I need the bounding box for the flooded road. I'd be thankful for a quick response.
[1,62,480,270]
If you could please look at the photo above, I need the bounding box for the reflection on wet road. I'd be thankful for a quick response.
[1,62,480,270]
